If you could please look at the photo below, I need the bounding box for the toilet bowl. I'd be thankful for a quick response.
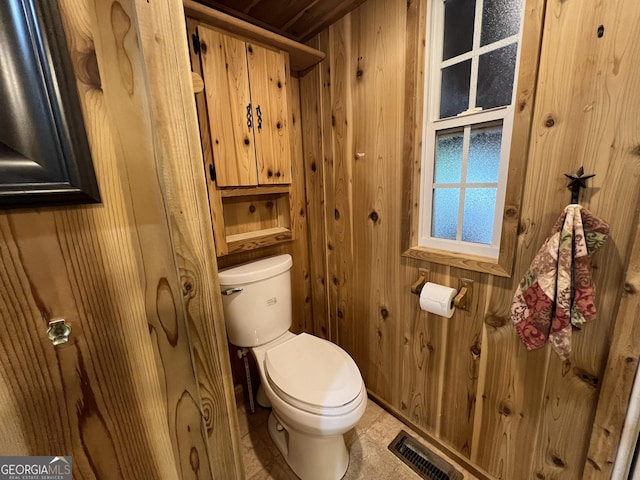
[253,331,367,479]
[218,254,366,480]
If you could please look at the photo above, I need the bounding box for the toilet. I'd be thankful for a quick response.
[218,254,366,480]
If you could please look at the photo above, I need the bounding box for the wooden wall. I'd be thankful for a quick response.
[299,0,640,478]
[0,0,242,478]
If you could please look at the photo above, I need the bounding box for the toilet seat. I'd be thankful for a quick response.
[265,333,363,416]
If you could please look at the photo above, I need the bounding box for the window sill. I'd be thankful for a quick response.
[402,245,512,277]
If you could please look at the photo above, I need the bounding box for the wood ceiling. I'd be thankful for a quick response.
[194,0,368,43]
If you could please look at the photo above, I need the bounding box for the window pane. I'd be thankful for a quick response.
[440,60,471,118]
[476,43,518,110]
[435,130,463,183]
[467,125,502,183]
[443,0,476,60]
[432,188,460,240]
[462,188,497,244]
[481,0,523,46]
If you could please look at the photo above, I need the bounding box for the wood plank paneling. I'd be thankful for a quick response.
[473,276,551,479]
[132,0,244,476]
[326,13,354,357]
[401,262,449,432]
[187,18,229,256]
[199,26,258,187]
[299,34,330,339]
[299,0,640,478]
[88,2,213,475]
[287,76,315,336]
[195,0,368,43]
[247,44,292,184]
[439,268,487,458]
[320,27,338,343]
[0,0,241,477]
[522,0,640,477]
[319,0,407,404]
[350,0,406,403]
[185,1,326,71]
[285,0,369,42]
[584,221,640,479]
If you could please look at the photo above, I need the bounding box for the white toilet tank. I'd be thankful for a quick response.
[218,254,293,347]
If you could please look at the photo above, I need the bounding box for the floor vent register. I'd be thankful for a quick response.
[388,430,464,480]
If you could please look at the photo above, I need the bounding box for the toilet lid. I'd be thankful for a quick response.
[264,333,363,410]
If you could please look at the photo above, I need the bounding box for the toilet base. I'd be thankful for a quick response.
[268,412,349,480]
[256,383,271,408]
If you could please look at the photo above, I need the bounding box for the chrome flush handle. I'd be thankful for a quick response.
[222,287,243,296]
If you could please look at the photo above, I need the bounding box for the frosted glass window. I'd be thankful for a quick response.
[418,0,524,259]
[481,0,523,46]
[432,189,460,240]
[476,44,518,110]
[462,188,497,244]
[440,60,471,118]
[443,0,476,60]
[467,125,502,183]
[435,131,463,183]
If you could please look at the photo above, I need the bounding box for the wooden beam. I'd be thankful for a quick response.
[285,0,368,43]
[132,0,245,477]
[184,0,325,71]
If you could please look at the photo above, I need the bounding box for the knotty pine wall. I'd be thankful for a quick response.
[299,0,640,478]
[0,1,242,478]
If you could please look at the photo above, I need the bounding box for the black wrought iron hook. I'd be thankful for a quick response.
[564,166,595,204]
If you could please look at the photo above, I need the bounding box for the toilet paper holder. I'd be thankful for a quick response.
[411,269,473,311]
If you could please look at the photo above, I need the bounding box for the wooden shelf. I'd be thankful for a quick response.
[213,189,293,256]
[226,227,292,254]
[220,185,290,198]
[184,0,325,71]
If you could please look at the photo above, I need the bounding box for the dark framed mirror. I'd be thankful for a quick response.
[0,0,100,208]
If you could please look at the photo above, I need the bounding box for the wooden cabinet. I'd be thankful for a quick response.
[187,14,323,257]
[198,25,292,186]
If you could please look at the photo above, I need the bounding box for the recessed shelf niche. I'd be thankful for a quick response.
[221,189,292,255]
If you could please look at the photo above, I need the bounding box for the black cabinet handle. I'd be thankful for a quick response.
[256,105,262,131]
[246,103,253,129]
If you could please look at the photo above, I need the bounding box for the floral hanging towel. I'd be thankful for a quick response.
[511,204,610,359]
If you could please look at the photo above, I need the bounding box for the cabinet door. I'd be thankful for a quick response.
[246,43,292,184]
[199,26,258,186]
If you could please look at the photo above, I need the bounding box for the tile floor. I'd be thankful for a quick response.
[237,397,479,479]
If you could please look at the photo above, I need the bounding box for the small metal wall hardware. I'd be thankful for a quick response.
[565,166,595,204]
[47,319,71,346]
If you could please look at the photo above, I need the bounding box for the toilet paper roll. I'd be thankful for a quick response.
[419,282,456,318]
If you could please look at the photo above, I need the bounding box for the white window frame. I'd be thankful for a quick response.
[418,0,525,259]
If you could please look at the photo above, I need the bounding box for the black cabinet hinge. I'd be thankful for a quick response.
[209,163,216,182]
[192,32,200,55]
